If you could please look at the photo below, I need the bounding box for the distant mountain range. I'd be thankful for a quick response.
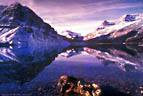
[84,14,143,45]
[61,14,143,45]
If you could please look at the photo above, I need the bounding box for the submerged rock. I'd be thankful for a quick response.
[57,75,101,96]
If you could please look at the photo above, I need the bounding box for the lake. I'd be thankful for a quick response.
[0,45,143,96]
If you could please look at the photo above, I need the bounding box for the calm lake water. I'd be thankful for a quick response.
[0,45,143,96]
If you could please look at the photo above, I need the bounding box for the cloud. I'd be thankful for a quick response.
[0,0,143,34]
[0,0,28,5]
[29,0,143,30]
[1,0,142,23]
[27,0,143,21]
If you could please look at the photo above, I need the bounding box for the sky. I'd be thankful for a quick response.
[0,0,143,35]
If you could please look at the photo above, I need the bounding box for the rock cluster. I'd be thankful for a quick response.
[58,75,101,96]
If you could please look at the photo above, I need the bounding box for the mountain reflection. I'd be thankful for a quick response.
[0,45,65,87]
[0,44,143,94]
[61,45,143,72]
[0,45,142,84]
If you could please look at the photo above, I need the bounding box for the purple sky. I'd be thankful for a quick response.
[0,0,143,35]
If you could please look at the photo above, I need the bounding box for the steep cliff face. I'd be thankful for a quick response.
[84,14,143,45]
[0,2,70,47]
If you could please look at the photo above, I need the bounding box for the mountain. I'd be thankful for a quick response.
[84,14,143,45]
[60,30,83,40]
[96,20,115,31]
[0,2,69,48]
[60,30,89,46]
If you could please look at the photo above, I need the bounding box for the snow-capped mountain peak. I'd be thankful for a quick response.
[102,20,115,26]
[96,20,115,31]
[7,2,22,8]
[84,13,143,44]
[119,14,143,22]
[60,30,83,40]
[120,14,136,22]
[0,2,45,27]
[0,2,70,48]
